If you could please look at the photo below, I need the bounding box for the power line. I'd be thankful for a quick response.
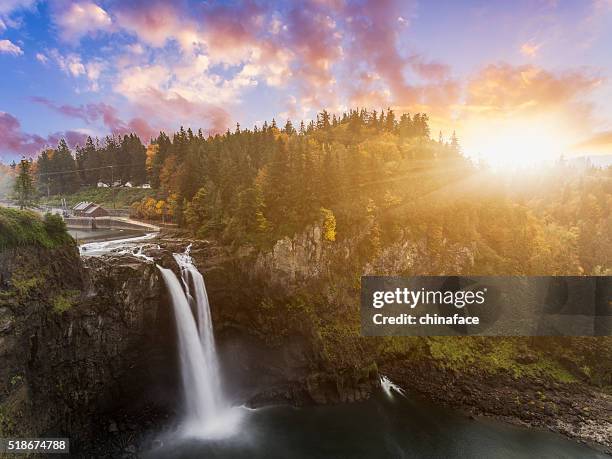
[37,163,133,177]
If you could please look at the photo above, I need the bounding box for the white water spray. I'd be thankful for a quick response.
[380,375,406,399]
[158,247,242,438]
[79,233,157,256]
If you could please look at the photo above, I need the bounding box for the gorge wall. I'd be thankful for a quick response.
[0,242,176,448]
[0,229,610,453]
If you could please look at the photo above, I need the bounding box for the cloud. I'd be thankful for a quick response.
[53,1,112,41]
[0,39,23,56]
[450,63,607,159]
[114,64,170,96]
[407,54,452,81]
[129,88,230,135]
[574,130,612,153]
[7,0,612,158]
[520,42,541,57]
[41,0,442,121]
[35,52,47,63]
[113,56,240,133]
[0,0,36,32]
[342,0,460,114]
[464,63,601,117]
[30,96,158,140]
[50,49,85,76]
[283,0,343,111]
[114,0,194,50]
[48,49,104,90]
[0,111,88,158]
[346,0,417,105]
[125,43,144,55]
[0,0,36,15]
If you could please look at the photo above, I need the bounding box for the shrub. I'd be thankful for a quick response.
[0,207,72,250]
[44,213,67,238]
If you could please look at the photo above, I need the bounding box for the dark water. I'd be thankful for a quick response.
[144,391,609,459]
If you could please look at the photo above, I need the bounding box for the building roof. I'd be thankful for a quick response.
[73,201,94,211]
[84,204,107,215]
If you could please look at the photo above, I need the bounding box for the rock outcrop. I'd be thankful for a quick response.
[0,242,175,449]
[1,231,610,455]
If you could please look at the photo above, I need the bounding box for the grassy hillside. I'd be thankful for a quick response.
[0,207,73,250]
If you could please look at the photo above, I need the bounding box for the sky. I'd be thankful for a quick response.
[1,0,612,163]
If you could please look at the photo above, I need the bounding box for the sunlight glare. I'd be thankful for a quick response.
[463,119,569,169]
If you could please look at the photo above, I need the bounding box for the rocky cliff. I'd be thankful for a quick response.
[0,241,176,450]
[210,224,612,452]
[0,229,610,454]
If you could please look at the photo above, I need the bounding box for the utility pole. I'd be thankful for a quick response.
[111,165,116,210]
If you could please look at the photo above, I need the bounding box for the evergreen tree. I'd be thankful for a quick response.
[450,131,461,154]
[283,120,295,135]
[14,159,35,209]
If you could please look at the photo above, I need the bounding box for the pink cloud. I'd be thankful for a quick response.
[31,94,227,140]
[31,96,158,141]
[52,1,112,41]
[407,55,452,81]
[0,0,36,16]
[0,39,23,56]
[199,1,267,60]
[263,0,346,115]
[135,88,230,135]
[346,0,418,104]
[343,0,460,113]
[0,111,88,158]
[114,0,193,49]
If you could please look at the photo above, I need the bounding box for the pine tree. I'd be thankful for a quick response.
[398,113,412,142]
[450,130,461,154]
[385,108,396,132]
[283,120,295,135]
[14,158,35,209]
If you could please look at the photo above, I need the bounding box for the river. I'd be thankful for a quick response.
[143,389,609,459]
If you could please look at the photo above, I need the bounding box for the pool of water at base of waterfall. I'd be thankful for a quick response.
[141,390,609,459]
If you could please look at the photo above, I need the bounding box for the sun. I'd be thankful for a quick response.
[462,118,569,169]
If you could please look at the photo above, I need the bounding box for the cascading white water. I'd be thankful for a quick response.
[173,248,224,414]
[79,233,157,256]
[380,375,406,399]
[158,247,242,438]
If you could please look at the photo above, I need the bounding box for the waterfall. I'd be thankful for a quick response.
[380,375,406,399]
[158,247,242,438]
[79,232,157,256]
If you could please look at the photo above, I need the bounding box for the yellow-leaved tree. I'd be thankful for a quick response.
[321,207,336,242]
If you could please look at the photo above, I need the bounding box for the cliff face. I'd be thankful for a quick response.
[215,227,612,451]
[0,234,382,446]
[1,232,610,453]
[0,243,175,445]
[182,236,381,407]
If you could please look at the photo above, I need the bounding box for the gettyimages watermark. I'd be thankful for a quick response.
[361,276,611,336]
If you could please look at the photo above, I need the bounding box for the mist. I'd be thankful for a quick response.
[0,163,15,201]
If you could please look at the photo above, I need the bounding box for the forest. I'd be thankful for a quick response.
[5,108,611,275]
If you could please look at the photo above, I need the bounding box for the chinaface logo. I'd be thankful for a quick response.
[361,276,611,336]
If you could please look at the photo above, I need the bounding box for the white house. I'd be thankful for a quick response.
[124,182,133,188]
[97,182,109,188]
[140,183,152,189]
